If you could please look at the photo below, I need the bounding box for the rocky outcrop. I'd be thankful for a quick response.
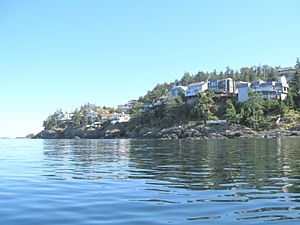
[258,130,300,139]
[155,124,260,139]
[33,123,300,140]
[34,129,62,139]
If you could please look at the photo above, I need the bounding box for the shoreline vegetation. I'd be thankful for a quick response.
[33,61,300,140]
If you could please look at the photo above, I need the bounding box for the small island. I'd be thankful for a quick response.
[34,62,300,140]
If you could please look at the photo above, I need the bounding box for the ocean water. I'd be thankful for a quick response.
[0,138,300,225]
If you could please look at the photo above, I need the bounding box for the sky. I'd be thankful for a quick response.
[0,0,300,137]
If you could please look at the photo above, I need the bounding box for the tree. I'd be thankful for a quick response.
[80,114,88,125]
[194,71,208,82]
[180,72,193,86]
[43,115,57,130]
[241,93,264,129]
[278,101,288,116]
[286,91,296,109]
[130,102,144,119]
[193,91,218,124]
[72,109,81,125]
[225,99,237,124]
[290,72,300,93]
[142,83,171,102]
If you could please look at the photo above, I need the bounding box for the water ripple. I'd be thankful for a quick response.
[0,138,300,224]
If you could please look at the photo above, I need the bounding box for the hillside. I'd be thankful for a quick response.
[34,62,300,139]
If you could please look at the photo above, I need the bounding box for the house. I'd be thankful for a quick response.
[87,109,98,122]
[57,112,73,121]
[169,85,187,96]
[100,113,115,123]
[111,113,131,124]
[208,78,235,95]
[117,104,131,113]
[127,100,138,105]
[237,76,289,102]
[185,81,209,98]
[118,100,138,113]
[237,82,251,102]
[276,67,295,81]
[143,102,154,110]
[153,96,167,106]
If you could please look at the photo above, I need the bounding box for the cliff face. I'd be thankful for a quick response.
[33,123,300,140]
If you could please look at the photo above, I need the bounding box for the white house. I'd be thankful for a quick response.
[128,100,138,105]
[100,113,115,123]
[185,81,208,98]
[237,76,289,102]
[117,104,131,113]
[276,67,295,81]
[169,85,187,96]
[111,113,131,124]
[87,109,98,122]
[237,82,251,102]
[118,100,138,113]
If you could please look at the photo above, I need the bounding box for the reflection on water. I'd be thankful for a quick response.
[43,139,132,180]
[0,138,300,224]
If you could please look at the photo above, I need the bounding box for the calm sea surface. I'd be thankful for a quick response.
[0,139,300,225]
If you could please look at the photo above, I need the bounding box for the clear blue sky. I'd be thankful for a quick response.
[0,0,299,137]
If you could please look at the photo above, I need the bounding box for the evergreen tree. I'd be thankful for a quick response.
[193,91,218,124]
[72,109,81,125]
[180,72,193,86]
[241,93,264,130]
[225,99,237,124]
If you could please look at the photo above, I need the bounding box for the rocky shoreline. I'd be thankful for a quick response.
[33,123,300,140]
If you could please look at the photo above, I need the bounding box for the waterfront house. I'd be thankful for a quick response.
[111,113,131,124]
[169,85,187,96]
[237,76,289,102]
[185,81,208,97]
[57,112,73,121]
[127,100,138,108]
[87,109,98,122]
[117,104,131,113]
[276,67,295,81]
[237,82,251,102]
[100,113,115,123]
[143,102,154,110]
[208,78,235,96]
[153,96,168,106]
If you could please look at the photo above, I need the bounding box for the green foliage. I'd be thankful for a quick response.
[193,91,218,124]
[180,72,193,85]
[162,96,187,125]
[72,109,81,125]
[80,114,88,125]
[278,101,288,116]
[43,115,57,130]
[43,109,63,130]
[289,72,300,93]
[225,99,237,124]
[130,102,144,119]
[142,83,171,102]
[263,99,280,112]
[240,93,265,130]
[286,91,296,109]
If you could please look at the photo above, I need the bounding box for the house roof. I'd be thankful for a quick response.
[100,113,114,117]
[188,81,207,87]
